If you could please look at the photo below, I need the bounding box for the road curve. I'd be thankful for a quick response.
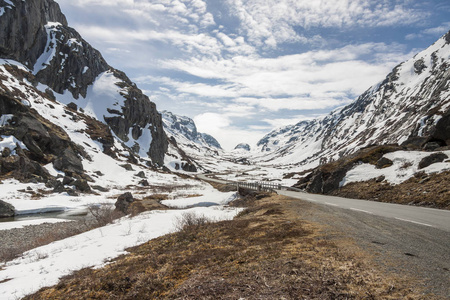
[197,174,450,233]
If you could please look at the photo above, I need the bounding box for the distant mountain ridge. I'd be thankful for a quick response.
[255,31,450,169]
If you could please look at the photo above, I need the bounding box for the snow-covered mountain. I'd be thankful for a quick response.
[0,0,171,181]
[255,31,450,169]
[162,111,221,152]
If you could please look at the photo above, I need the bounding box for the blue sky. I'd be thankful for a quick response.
[57,0,450,150]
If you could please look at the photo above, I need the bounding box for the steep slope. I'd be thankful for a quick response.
[0,0,167,167]
[255,31,450,169]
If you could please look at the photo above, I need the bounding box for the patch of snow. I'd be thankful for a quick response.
[340,150,450,186]
[0,114,13,126]
[0,135,27,154]
[0,205,242,300]
[33,22,63,74]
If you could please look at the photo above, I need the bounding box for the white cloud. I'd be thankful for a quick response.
[406,22,450,40]
[225,0,428,48]
[194,113,263,150]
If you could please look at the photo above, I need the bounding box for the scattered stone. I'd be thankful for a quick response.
[53,181,65,193]
[376,157,393,169]
[139,179,149,186]
[26,186,32,191]
[67,102,78,111]
[45,178,60,189]
[2,147,11,158]
[418,152,448,169]
[94,171,104,176]
[121,164,134,171]
[72,179,91,193]
[91,185,109,192]
[0,200,15,218]
[375,175,385,183]
[66,189,79,196]
[115,192,134,214]
[135,171,146,178]
[63,176,75,186]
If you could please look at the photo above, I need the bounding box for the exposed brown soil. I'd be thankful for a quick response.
[25,192,428,299]
[331,171,450,210]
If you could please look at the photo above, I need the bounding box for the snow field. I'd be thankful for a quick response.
[0,205,243,300]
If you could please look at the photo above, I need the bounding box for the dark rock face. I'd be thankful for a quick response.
[0,94,85,181]
[0,0,67,68]
[418,153,448,169]
[0,200,15,218]
[104,70,167,165]
[115,192,134,214]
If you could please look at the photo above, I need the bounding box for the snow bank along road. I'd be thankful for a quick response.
[197,174,450,233]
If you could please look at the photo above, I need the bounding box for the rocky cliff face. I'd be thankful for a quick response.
[255,30,450,169]
[162,111,222,151]
[0,0,167,166]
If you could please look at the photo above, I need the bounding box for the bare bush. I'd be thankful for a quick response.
[88,204,124,228]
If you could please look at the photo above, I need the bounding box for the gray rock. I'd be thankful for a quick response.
[91,185,109,192]
[121,164,134,171]
[135,171,146,178]
[67,102,78,111]
[2,147,11,158]
[138,179,149,186]
[53,148,84,174]
[0,200,15,218]
[418,152,448,169]
[72,179,91,193]
[376,157,393,169]
[115,192,134,214]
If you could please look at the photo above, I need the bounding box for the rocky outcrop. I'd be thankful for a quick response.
[0,0,67,67]
[105,70,167,165]
[0,200,15,218]
[0,93,85,180]
[418,152,448,169]
[115,192,135,214]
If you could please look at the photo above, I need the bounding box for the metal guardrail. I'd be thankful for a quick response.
[198,174,306,193]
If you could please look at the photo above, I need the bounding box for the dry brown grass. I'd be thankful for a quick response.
[25,193,428,299]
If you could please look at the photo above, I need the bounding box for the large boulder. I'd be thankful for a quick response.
[53,147,84,174]
[115,192,135,214]
[0,200,15,218]
[418,152,448,169]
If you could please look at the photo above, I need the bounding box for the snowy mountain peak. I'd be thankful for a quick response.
[161,111,222,150]
[255,30,450,169]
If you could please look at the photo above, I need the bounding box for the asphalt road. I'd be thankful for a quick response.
[277,189,450,233]
[198,174,450,233]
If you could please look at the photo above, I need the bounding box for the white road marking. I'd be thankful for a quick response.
[325,202,339,207]
[349,208,373,214]
[395,217,433,227]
